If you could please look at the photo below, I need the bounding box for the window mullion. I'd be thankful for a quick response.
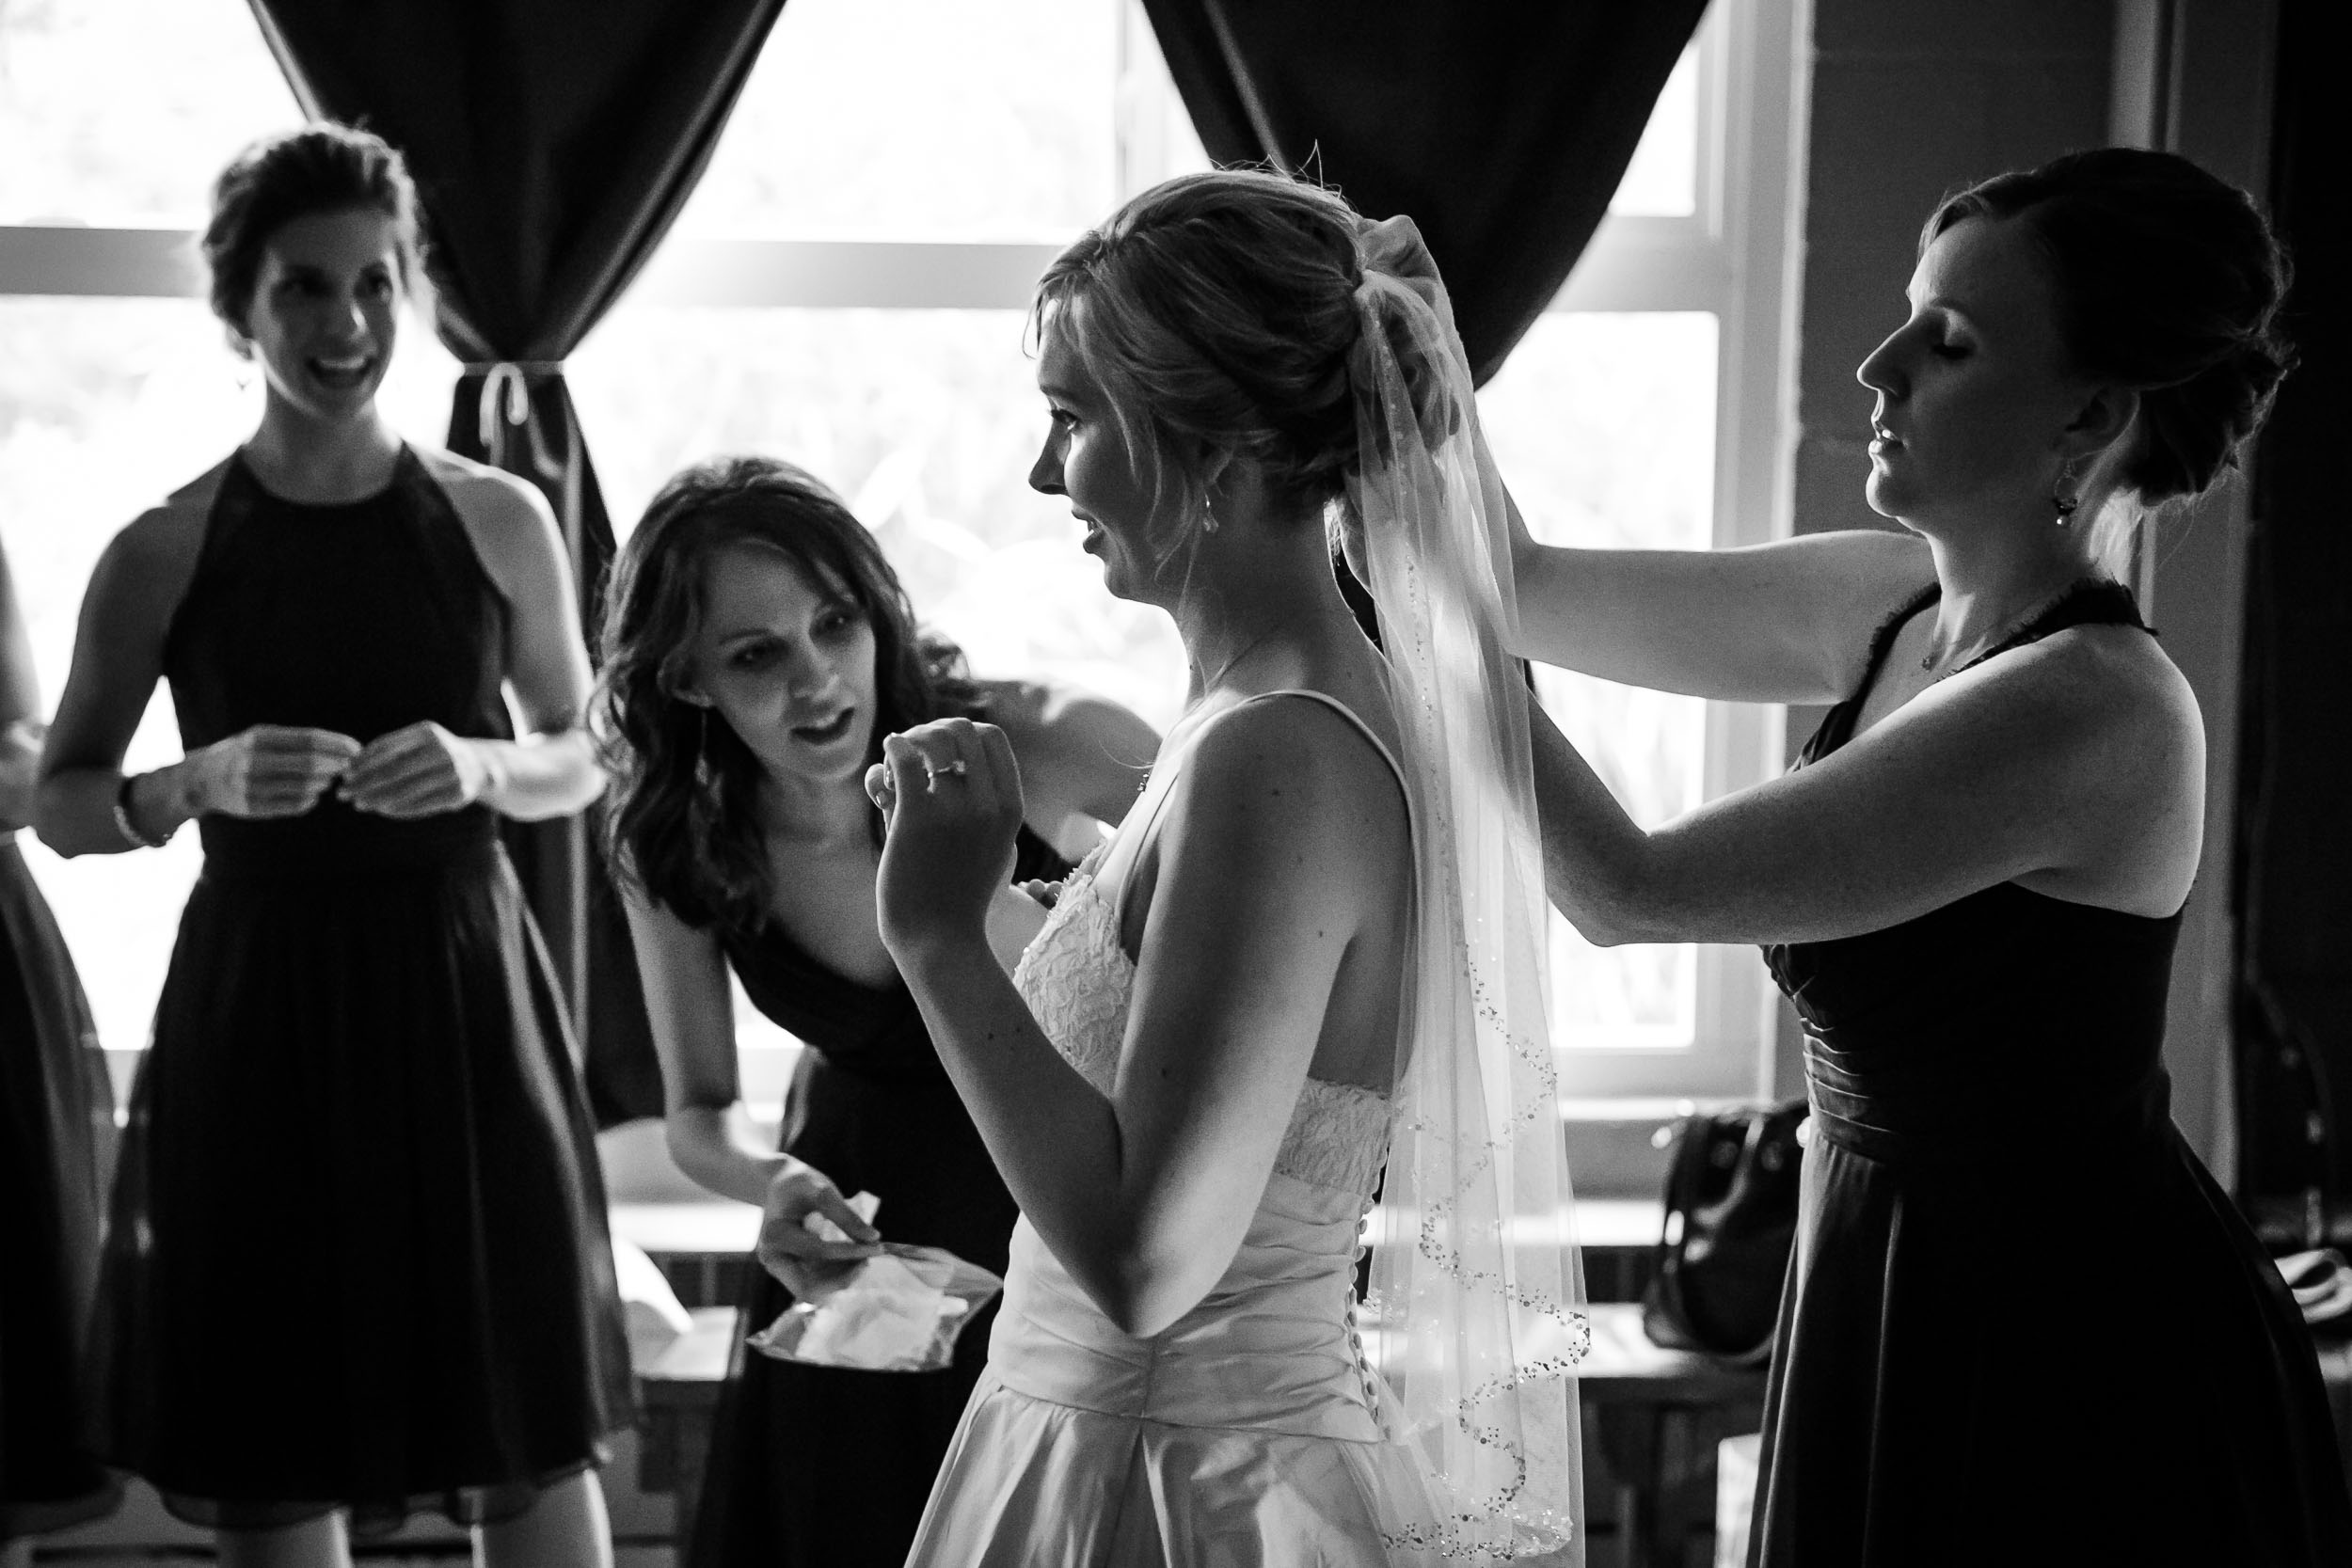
[0,226,202,298]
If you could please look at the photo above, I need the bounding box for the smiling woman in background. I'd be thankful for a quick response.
[596,455,1155,1568]
[34,124,629,1568]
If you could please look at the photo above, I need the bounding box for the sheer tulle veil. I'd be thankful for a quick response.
[1348,231,1590,1564]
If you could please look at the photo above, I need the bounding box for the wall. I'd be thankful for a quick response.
[2136,0,2278,1185]
[1789,0,2115,558]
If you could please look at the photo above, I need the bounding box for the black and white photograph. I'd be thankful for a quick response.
[1,2,2346,1564]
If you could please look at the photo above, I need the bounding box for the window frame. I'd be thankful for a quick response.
[0,0,1805,1104]
[1537,0,1807,1099]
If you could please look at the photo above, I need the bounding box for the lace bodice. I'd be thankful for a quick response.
[1012,845,1394,1196]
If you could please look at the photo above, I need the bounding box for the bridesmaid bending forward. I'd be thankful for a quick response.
[597,456,1156,1568]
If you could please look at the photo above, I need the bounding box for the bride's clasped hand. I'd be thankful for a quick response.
[865,719,1034,960]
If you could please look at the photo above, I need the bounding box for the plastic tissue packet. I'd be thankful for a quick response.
[748,1192,1004,1373]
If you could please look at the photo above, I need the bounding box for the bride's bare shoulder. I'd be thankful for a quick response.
[1177,691,1407,847]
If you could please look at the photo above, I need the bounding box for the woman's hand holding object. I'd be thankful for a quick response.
[339,721,501,818]
[183,723,362,819]
[755,1164,883,1303]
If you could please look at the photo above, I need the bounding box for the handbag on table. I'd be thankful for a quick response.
[1641,1100,1808,1364]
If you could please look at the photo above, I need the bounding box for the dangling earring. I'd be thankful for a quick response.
[1200,493,1219,535]
[692,706,716,793]
[2053,460,2082,525]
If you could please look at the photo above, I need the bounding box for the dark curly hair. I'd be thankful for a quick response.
[1030,169,1435,567]
[1925,148,2294,516]
[201,122,427,338]
[594,456,977,933]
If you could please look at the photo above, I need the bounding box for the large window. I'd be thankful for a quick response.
[0,0,1801,1101]
[1484,0,1806,1096]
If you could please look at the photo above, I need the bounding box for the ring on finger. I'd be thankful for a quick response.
[922,757,970,785]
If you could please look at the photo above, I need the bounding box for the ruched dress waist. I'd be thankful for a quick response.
[1802,1029,2176,1174]
[195,800,502,882]
[986,1172,1385,1443]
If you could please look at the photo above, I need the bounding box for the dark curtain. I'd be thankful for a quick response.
[2234,0,2352,1246]
[1142,0,1710,387]
[247,0,788,1125]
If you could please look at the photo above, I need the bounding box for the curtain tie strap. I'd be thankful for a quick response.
[465,360,567,448]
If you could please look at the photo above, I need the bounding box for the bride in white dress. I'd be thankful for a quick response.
[867,171,1587,1566]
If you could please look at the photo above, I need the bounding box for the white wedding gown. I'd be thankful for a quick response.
[904,690,1452,1567]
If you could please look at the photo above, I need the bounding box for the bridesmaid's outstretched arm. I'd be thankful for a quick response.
[1526,626,2201,948]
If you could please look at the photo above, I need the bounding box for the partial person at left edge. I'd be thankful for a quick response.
[33,123,631,1568]
[3,531,124,1565]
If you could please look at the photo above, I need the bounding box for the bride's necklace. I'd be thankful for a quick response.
[1181,607,1368,733]
[1917,577,2102,682]
[1198,627,1283,693]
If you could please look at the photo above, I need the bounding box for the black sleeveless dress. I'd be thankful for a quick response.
[686,825,1070,1568]
[1,836,121,1543]
[87,450,634,1533]
[1752,582,2352,1567]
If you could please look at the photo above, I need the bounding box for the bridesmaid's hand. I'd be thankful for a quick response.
[182,723,361,819]
[755,1162,882,1303]
[341,721,501,818]
[866,719,1024,959]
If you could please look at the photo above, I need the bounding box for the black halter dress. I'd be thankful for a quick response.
[87,449,634,1533]
[684,824,1069,1568]
[1752,581,2352,1567]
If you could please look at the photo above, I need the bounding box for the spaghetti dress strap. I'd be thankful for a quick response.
[1095,688,1408,920]
[1234,688,1409,797]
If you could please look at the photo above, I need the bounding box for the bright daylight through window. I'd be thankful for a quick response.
[0,0,1799,1100]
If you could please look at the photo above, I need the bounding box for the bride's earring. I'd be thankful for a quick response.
[1200,493,1219,535]
[692,706,716,793]
[2053,459,2083,525]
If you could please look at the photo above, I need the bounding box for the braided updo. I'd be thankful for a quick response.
[1031,170,1421,554]
[1926,147,2294,507]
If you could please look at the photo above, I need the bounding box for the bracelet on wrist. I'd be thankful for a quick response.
[113,771,176,849]
[478,743,513,803]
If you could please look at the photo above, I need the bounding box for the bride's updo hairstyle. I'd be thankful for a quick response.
[1031,170,1424,560]
[1925,148,2292,554]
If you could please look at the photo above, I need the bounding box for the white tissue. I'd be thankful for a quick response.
[748,1235,1003,1373]
[802,1189,883,1246]
[793,1253,971,1366]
